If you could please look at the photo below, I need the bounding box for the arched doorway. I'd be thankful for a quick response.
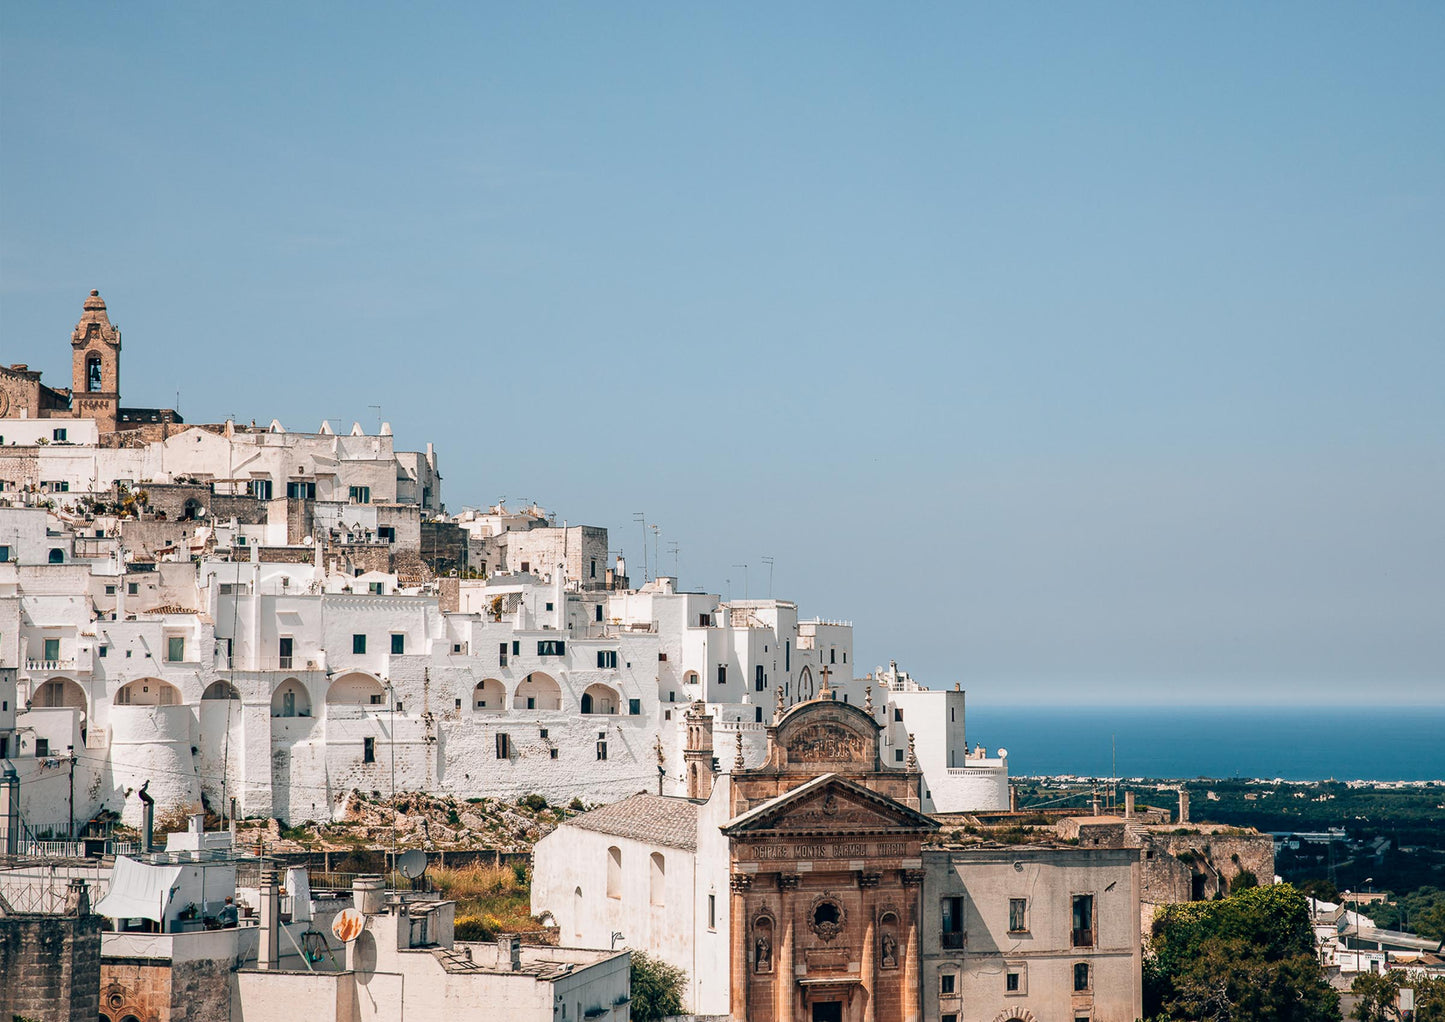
[514,672,561,711]
[36,677,87,710]
[202,680,240,700]
[115,678,180,706]
[472,678,506,714]
[580,683,619,715]
[326,673,385,706]
[271,678,311,718]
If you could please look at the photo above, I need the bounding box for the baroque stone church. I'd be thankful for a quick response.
[533,678,938,1021]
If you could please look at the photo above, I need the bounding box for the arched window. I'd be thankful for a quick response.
[87,354,103,392]
[650,852,665,907]
[573,887,583,939]
[606,846,622,900]
[49,548,64,564]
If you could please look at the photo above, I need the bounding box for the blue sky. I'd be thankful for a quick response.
[3,3,1442,704]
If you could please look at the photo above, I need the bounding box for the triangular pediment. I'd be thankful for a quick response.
[722,773,938,837]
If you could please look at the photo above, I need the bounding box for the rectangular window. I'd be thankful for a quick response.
[363,737,375,763]
[894,707,903,721]
[44,637,60,661]
[717,664,726,685]
[597,650,618,669]
[247,478,274,500]
[943,1016,958,1022]
[1009,898,1028,933]
[785,640,790,671]
[708,894,716,930]
[594,604,604,622]
[1072,894,1095,947]
[496,733,511,759]
[512,641,520,656]
[629,698,641,716]
[596,739,607,760]
[1006,972,1020,992]
[279,637,294,669]
[0,546,9,562]
[368,582,383,595]
[378,525,395,542]
[537,640,565,656]
[353,634,367,654]
[940,974,955,994]
[830,648,836,664]
[590,558,597,579]
[52,428,67,441]
[36,739,50,757]
[391,634,405,655]
[98,646,107,658]
[1074,962,1090,991]
[498,642,508,667]
[545,602,554,611]
[698,613,711,627]
[754,665,765,691]
[286,481,316,499]
[894,749,904,762]
[128,582,139,595]
[348,485,371,504]
[941,896,965,948]
[105,585,116,595]
[166,636,185,662]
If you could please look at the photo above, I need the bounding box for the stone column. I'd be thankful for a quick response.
[903,919,920,1022]
[776,915,795,1022]
[861,915,876,1022]
[731,873,752,1022]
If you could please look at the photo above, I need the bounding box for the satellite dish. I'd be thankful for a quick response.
[303,536,314,545]
[997,748,1008,759]
[397,849,428,880]
[331,907,364,943]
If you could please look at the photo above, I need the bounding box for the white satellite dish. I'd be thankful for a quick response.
[397,849,428,880]
[303,536,314,545]
[997,748,1008,759]
[331,907,364,943]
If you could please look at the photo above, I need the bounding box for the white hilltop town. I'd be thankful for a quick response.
[0,290,1009,835]
[0,293,1301,1022]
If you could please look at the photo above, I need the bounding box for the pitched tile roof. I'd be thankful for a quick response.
[567,793,702,851]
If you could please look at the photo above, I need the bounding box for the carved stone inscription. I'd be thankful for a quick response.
[743,840,909,862]
[787,723,868,763]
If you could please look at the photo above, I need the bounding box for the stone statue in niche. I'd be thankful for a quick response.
[880,931,898,969]
[755,932,772,972]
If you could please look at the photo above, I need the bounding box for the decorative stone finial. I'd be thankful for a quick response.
[818,665,832,701]
[905,732,918,771]
[864,685,873,715]
[734,727,745,771]
[775,683,785,717]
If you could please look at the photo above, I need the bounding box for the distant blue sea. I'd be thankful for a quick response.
[962,705,1445,782]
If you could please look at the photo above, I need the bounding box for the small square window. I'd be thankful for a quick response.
[1006,972,1020,992]
[545,602,554,611]
[895,749,904,762]
[550,749,559,759]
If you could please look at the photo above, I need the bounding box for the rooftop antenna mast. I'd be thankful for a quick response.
[368,405,382,434]
[650,524,662,579]
[761,556,775,598]
[633,513,648,583]
[667,542,679,582]
[733,564,749,601]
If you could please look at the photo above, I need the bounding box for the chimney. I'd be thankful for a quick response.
[498,933,522,972]
[189,812,205,835]
[258,869,280,969]
[1124,791,1135,819]
[137,780,155,852]
[64,877,91,916]
[1178,789,1190,825]
[1008,784,1018,813]
[0,762,18,856]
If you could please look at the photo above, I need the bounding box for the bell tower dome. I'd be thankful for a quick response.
[70,289,121,431]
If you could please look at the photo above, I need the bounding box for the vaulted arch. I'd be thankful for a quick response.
[115,678,180,706]
[514,672,561,711]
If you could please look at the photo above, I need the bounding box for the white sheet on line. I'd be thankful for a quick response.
[93,855,184,923]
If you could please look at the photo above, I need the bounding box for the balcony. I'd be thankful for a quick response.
[1072,928,1094,948]
[26,658,75,672]
[940,931,966,950]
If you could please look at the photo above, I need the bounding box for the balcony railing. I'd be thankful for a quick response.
[26,659,75,671]
[1072,928,1094,948]
[940,931,966,949]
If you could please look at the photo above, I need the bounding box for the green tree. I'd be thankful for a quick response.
[1351,971,1445,1022]
[629,950,686,1022]
[1146,884,1339,1022]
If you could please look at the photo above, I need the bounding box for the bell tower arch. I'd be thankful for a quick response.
[70,289,121,431]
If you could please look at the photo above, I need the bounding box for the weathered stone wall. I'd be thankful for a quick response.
[100,957,172,1022]
[1141,831,1275,905]
[0,913,102,1022]
[420,520,468,575]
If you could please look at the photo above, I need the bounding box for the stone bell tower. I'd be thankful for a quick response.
[70,289,121,432]
[683,700,716,800]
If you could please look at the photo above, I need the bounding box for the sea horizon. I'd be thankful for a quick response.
[959,703,1445,783]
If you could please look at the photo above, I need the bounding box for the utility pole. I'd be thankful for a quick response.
[67,745,75,842]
